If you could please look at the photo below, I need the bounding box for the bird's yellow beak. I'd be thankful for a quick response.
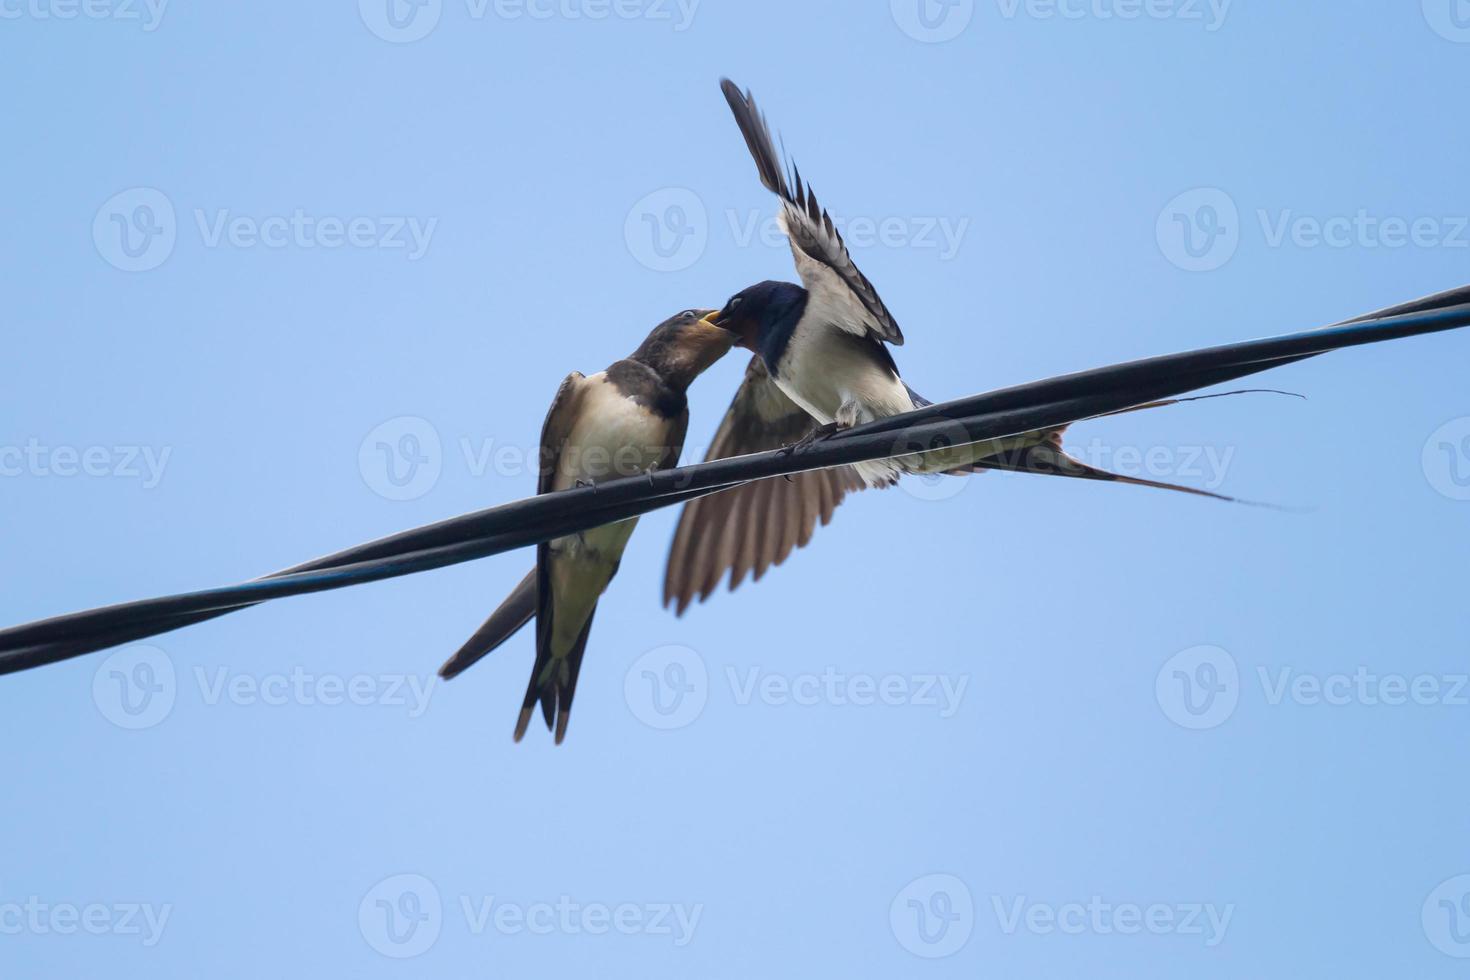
[698,309,723,328]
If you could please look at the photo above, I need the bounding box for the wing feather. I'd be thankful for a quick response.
[663,356,869,615]
[719,78,903,346]
[522,372,588,737]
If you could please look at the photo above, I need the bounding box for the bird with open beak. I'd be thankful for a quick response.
[438,308,733,743]
[662,79,1248,616]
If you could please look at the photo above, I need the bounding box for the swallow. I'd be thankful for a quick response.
[439,308,733,742]
[662,79,1247,614]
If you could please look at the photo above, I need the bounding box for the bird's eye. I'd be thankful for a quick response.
[729,296,743,309]
[679,309,697,319]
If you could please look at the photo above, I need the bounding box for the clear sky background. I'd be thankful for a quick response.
[3,2,1470,977]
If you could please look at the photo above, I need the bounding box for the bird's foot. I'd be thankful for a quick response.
[575,478,599,492]
[778,422,840,456]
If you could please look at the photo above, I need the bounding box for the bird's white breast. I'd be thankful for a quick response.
[551,375,670,562]
[544,374,675,657]
[552,375,672,492]
[773,323,914,426]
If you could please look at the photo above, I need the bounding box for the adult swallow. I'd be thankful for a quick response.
[662,80,1244,614]
[439,308,733,742]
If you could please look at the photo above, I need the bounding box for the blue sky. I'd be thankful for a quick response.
[3,2,1470,977]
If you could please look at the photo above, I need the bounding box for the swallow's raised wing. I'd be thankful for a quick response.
[720,78,903,346]
[663,356,868,615]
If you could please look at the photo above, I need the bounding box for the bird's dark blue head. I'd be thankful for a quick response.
[708,280,808,358]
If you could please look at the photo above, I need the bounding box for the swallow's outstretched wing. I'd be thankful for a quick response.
[664,355,868,615]
[720,78,903,346]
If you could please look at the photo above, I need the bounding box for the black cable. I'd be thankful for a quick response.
[3,290,1469,676]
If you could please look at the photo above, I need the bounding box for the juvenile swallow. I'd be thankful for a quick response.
[662,79,1243,614]
[440,308,733,742]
